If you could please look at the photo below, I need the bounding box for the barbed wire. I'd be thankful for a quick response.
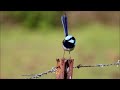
[27,67,57,79]
[26,60,120,79]
[73,60,120,69]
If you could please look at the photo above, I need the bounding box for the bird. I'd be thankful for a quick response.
[61,13,76,58]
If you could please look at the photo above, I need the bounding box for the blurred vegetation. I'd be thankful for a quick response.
[0,11,62,29]
[0,11,119,29]
[0,11,120,79]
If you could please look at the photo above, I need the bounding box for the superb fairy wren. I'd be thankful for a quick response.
[61,13,76,58]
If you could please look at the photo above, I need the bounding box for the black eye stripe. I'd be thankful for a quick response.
[67,37,75,41]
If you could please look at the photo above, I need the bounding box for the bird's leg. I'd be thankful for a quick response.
[69,51,71,59]
[63,50,65,59]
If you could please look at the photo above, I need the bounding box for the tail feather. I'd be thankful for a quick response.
[61,14,68,37]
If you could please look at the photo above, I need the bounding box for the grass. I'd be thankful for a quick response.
[0,23,120,79]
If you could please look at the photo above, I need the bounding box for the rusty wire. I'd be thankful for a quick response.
[25,60,120,79]
[73,60,120,69]
[26,67,57,79]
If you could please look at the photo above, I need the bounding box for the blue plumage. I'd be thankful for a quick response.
[61,15,68,37]
[61,14,76,58]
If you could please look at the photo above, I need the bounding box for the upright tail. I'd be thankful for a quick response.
[61,14,68,37]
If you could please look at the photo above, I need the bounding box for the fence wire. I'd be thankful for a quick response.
[26,67,57,79]
[26,60,120,79]
[73,60,120,69]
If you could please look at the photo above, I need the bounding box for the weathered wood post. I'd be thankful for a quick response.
[56,58,74,79]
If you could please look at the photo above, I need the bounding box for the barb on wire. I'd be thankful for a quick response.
[26,67,57,79]
[73,60,120,69]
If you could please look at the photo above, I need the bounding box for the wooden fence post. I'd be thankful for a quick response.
[56,58,74,79]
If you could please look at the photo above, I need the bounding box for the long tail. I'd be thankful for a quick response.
[61,14,68,37]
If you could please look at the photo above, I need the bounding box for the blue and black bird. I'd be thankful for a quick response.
[61,14,76,58]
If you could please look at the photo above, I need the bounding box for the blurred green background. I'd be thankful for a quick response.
[0,11,120,79]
